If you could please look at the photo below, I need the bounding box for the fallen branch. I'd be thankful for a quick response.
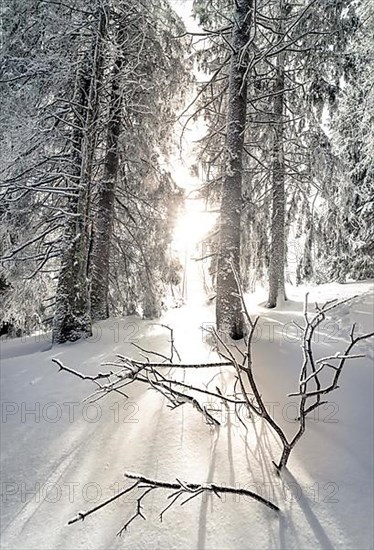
[68,471,279,534]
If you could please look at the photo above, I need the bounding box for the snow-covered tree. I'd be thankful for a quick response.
[0,0,190,339]
[316,0,374,281]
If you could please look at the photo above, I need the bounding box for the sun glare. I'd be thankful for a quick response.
[172,199,218,254]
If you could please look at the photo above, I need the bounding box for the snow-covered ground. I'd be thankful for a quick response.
[1,273,373,549]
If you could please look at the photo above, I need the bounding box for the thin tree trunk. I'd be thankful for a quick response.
[216,0,253,340]
[90,28,124,321]
[53,5,107,343]
[267,5,286,308]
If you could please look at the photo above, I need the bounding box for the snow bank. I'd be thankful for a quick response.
[0,281,373,549]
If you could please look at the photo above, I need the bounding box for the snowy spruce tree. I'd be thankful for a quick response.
[0,0,189,340]
[193,0,363,314]
[0,0,89,335]
[89,2,188,322]
[316,0,374,281]
[53,2,109,343]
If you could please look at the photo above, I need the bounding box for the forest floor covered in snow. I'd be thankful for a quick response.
[1,277,373,550]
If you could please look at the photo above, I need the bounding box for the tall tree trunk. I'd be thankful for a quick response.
[90,28,124,321]
[216,0,253,340]
[52,55,92,343]
[267,5,286,309]
[53,5,107,343]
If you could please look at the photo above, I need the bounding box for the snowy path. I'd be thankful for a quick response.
[0,281,373,549]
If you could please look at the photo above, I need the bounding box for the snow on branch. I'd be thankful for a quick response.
[68,472,279,536]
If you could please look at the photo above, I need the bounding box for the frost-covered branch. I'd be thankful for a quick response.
[67,471,279,534]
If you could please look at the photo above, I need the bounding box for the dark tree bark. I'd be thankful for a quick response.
[53,4,108,343]
[216,0,253,339]
[90,27,124,321]
[267,4,286,308]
